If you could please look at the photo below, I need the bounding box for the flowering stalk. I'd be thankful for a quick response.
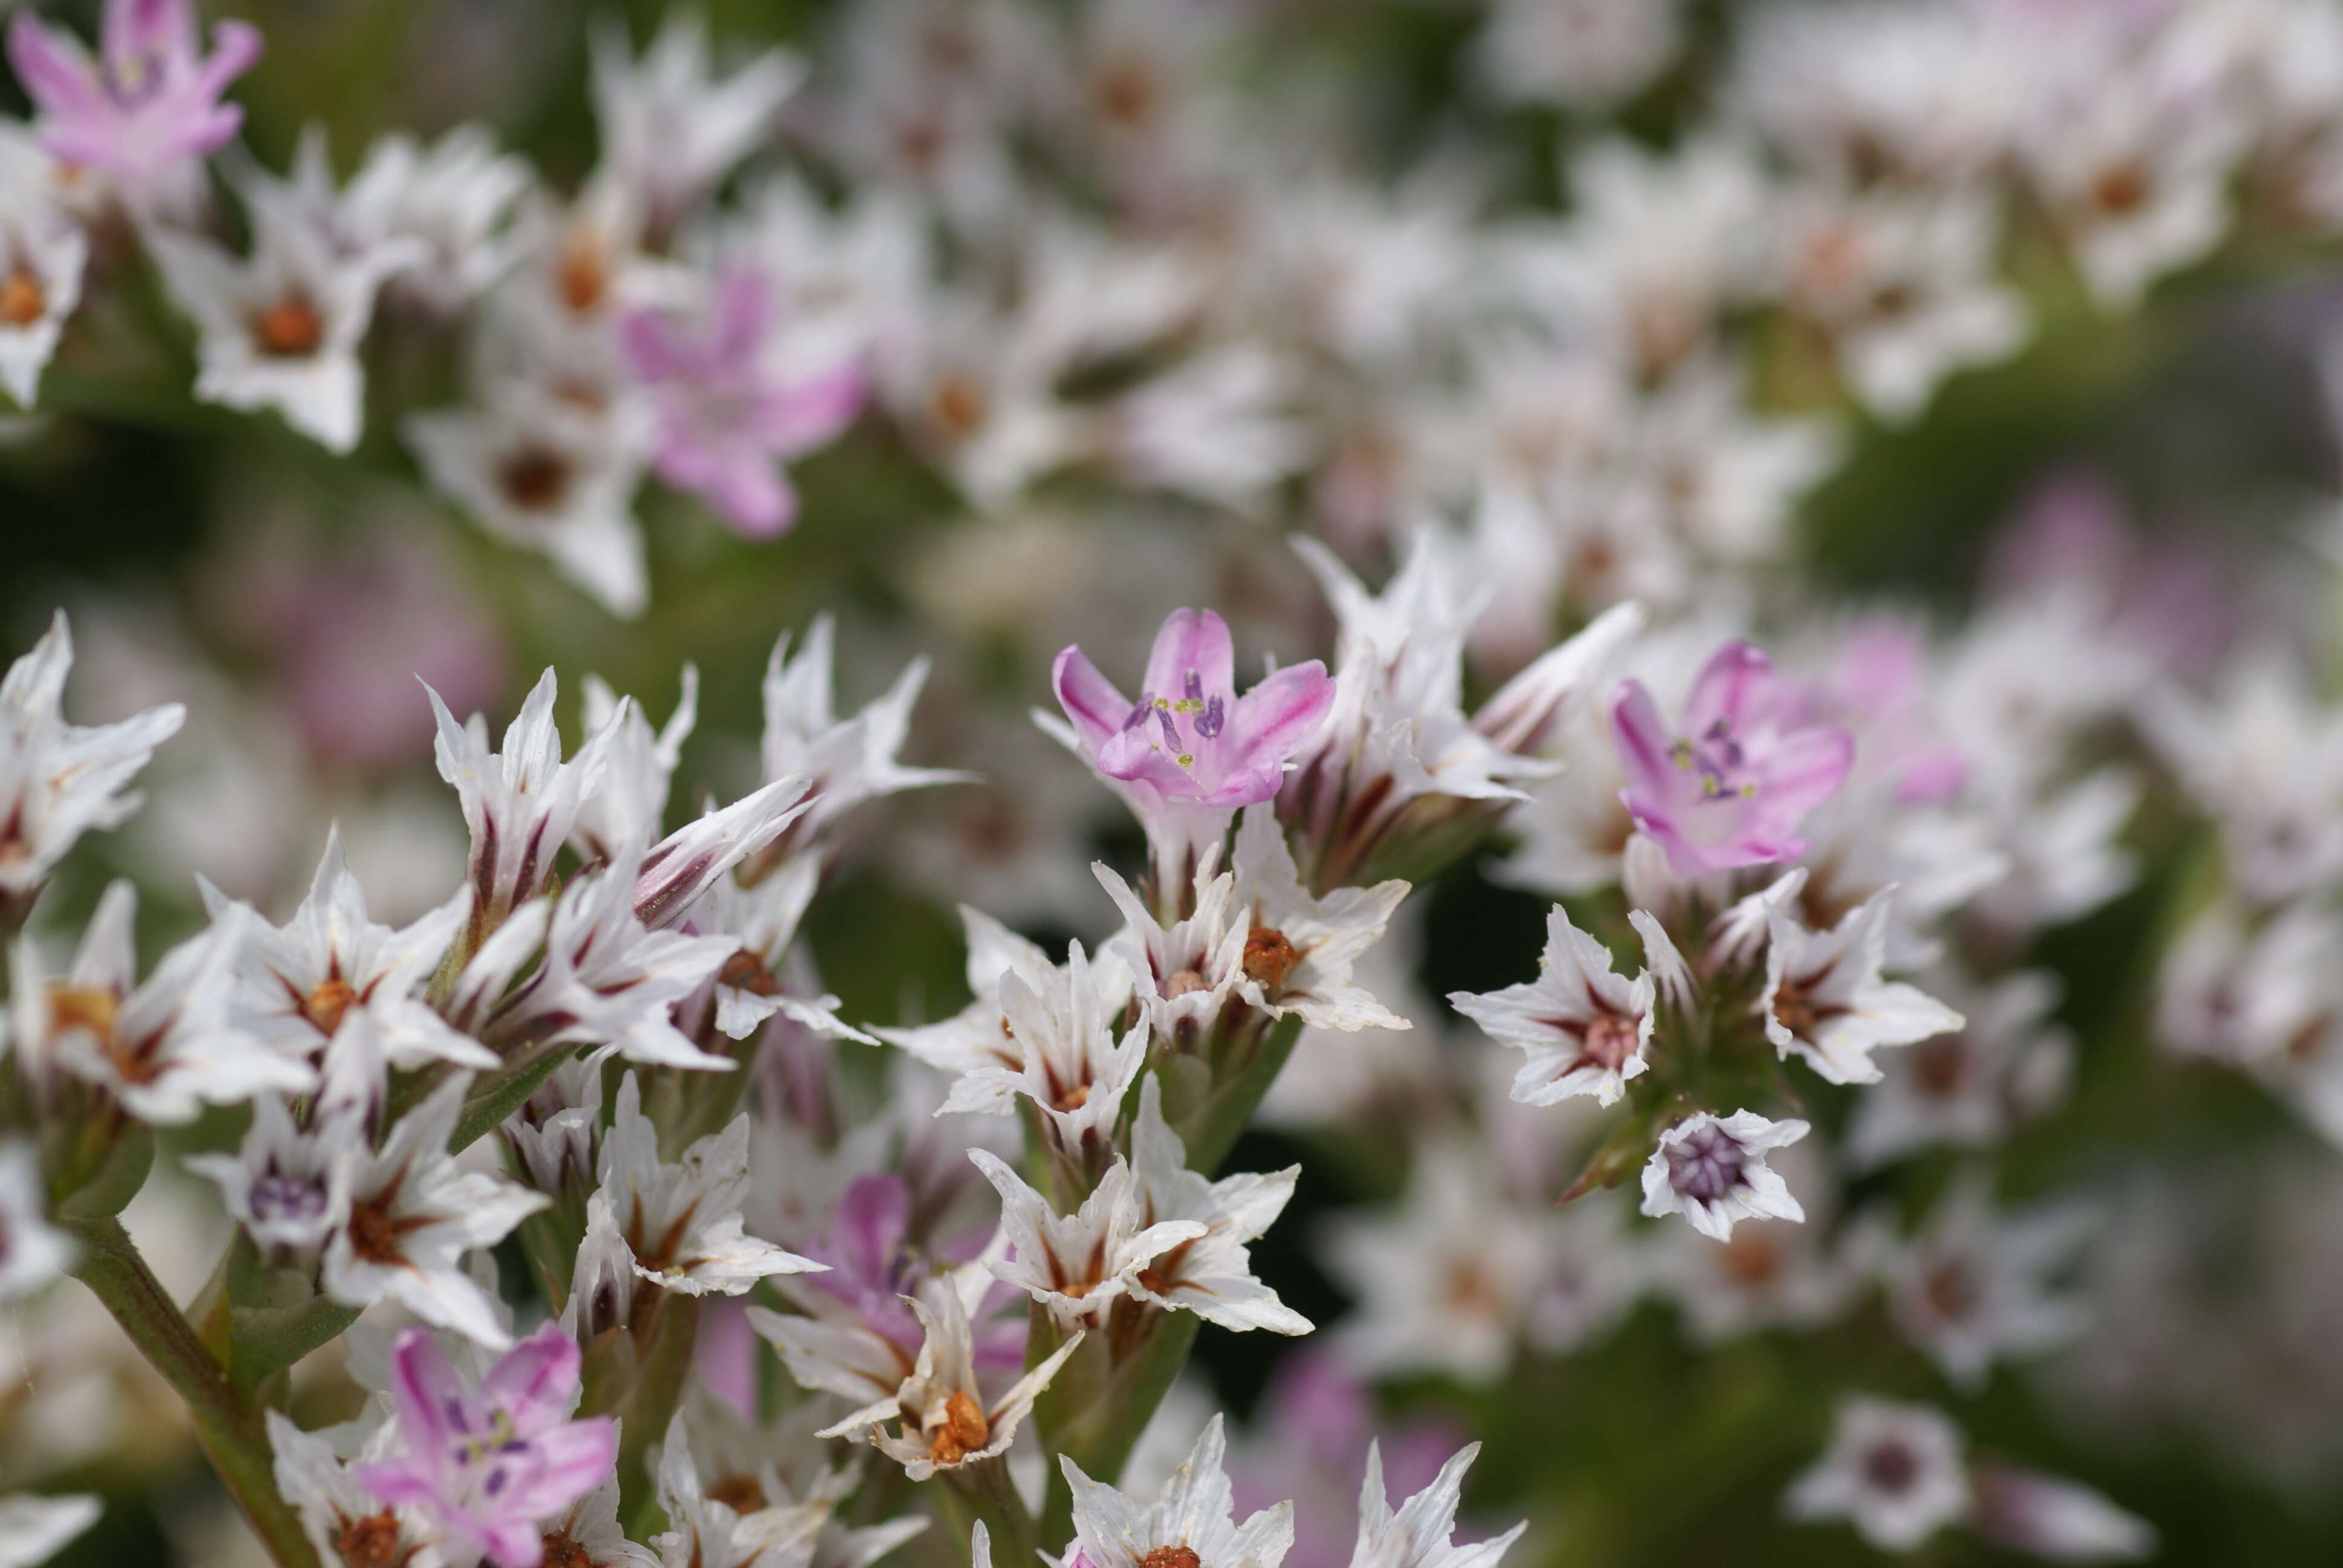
[64,1217,321,1568]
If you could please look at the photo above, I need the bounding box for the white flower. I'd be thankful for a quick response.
[874,906,1050,1086]
[1846,968,2073,1171]
[594,1073,824,1296]
[1472,0,1679,109]
[540,1474,663,1568]
[1230,807,1411,1034]
[1449,904,1656,1108]
[649,1410,831,1568]
[1063,1415,1294,1568]
[146,175,418,452]
[1104,344,1311,515]
[753,616,970,860]
[31,884,313,1123]
[491,851,742,1069]
[1323,1142,1558,1382]
[591,12,805,241]
[0,1494,101,1568]
[1650,1142,1858,1342]
[359,125,535,313]
[937,939,1144,1159]
[572,667,700,866]
[822,1275,1083,1482]
[1760,889,1963,1086]
[693,854,870,1045]
[628,779,813,936]
[209,827,490,1073]
[0,1141,73,1301]
[1884,1177,2089,1391]
[1784,1397,1971,1552]
[267,1409,440,1568]
[969,1148,1206,1332]
[323,1073,548,1348]
[1348,1440,1525,1568]
[184,1090,357,1255]
[0,613,185,898]
[429,667,623,941]
[1772,185,2027,423]
[1640,1109,1810,1241]
[0,134,87,410]
[407,383,652,616]
[1969,1464,2155,1563]
[1124,1076,1309,1334]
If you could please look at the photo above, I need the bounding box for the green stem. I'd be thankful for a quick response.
[934,1455,1040,1567]
[612,1292,704,1528]
[1180,1014,1306,1175]
[68,1217,320,1568]
[1039,1308,1199,1543]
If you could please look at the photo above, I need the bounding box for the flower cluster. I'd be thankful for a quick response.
[25,1,2343,1565]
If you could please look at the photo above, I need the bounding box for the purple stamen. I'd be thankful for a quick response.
[1158,708,1184,753]
[1196,694,1225,739]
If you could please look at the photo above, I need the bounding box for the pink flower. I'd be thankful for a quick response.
[618,265,865,539]
[5,0,260,186]
[1054,608,1333,812]
[1610,641,1853,878]
[354,1324,618,1568]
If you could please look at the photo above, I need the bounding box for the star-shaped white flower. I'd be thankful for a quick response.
[209,827,491,1073]
[323,1073,548,1348]
[593,1073,825,1297]
[820,1273,1083,1483]
[874,907,1055,1087]
[937,940,1143,1161]
[1348,1440,1525,1568]
[1098,844,1250,1047]
[752,616,971,866]
[25,883,313,1124]
[1230,806,1412,1034]
[648,1410,833,1568]
[185,1090,358,1256]
[1124,1076,1309,1334]
[0,613,184,898]
[1062,1415,1294,1568]
[1640,1109,1810,1242]
[969,1148,1206,1333]
[1760,888,1963,1085]
[1449,904,1656,1108]
[1784,1397,1971,1552]
[0,133,87,410]
[429,667,625,943]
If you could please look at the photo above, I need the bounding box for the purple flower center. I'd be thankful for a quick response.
[1666,1122,1748,1202]
[1671,717,1757,800]
[249,1168,327,1224]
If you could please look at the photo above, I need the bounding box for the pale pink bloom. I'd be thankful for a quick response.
[1052,607,1332,884]
[1610,640,1853,878]
[355,1323,618,1568]
[5,0,260,189]
[620,265,865,538]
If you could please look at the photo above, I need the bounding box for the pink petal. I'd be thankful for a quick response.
[757,362,866,454]
[711,267,773,362]
[103,0,186,75]
[1683,641,1774,737]
[350,1457,440,1511]
[1608,681,1680,803]
[1052,645,1133,750]
[388,1325,468,1450]
[834,1175,911,1284]
[479,1322,582,1431]
[1141,607,1235,707]
[619,309,689,384]
[502,1416,619,1518]
[7,16,108,123]
[193,18,263,96]
[1757,725,1855,819]
[1219,660,1333,776]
